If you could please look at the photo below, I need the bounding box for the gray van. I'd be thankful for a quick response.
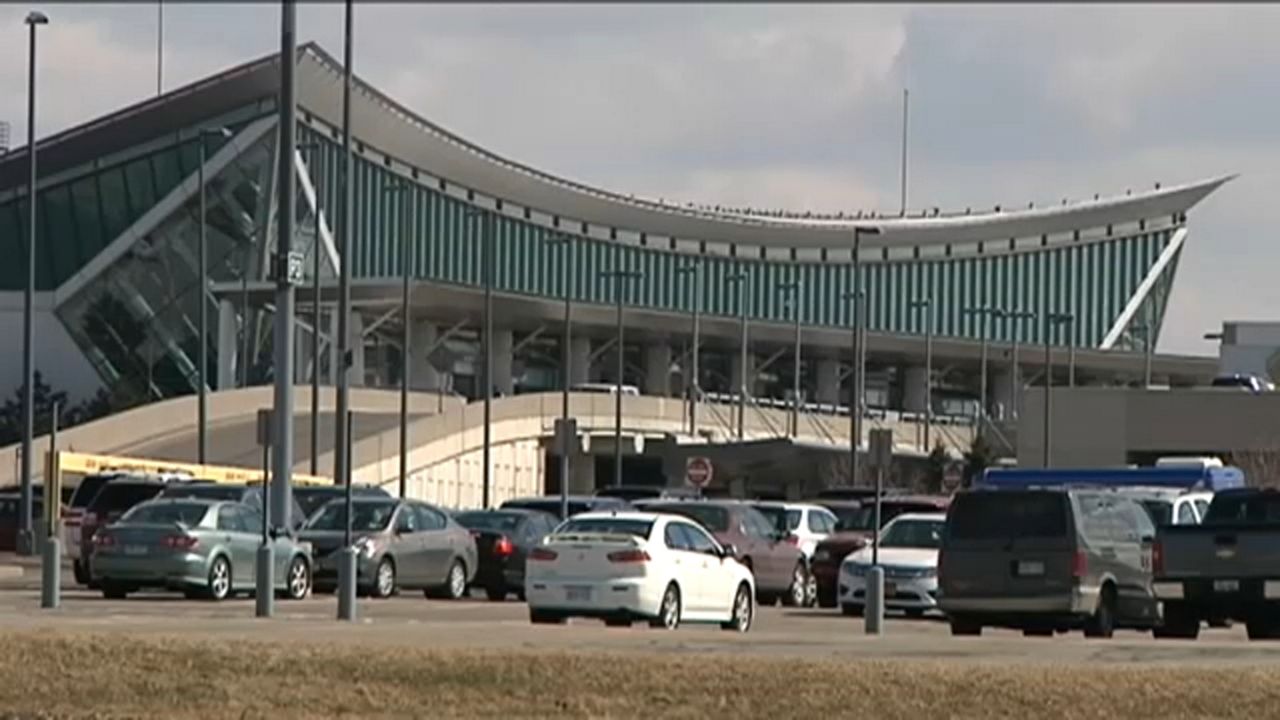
[938,488,1160,638]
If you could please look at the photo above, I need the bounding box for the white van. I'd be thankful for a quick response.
[571,383,640,396]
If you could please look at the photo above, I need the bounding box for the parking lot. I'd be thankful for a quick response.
[1,565,1277,669]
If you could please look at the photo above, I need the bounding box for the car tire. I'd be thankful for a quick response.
[206,555,232,602]
[804,571,819,608]
[720,582,754,633]
[905,608,927,620]
[529,610,566,625]
[101,582,129,600]
[485,585,507,602]
[650,583,682,630]
[1084,585,1116,639]
[285,556,311,601]
[1154,603,1200,640]
[841,603,864,618]
[783,564,808,608]
[73,559,89,585]
[950,616,982,636]
[817,592,837,609]
[371,558,396,599]
[1246,618,1280,641]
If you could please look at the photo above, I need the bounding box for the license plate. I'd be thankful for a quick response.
[124,545,148,556]
[1017,561,1045,577]
[565,586,593,602]
[1213,579,1240,593]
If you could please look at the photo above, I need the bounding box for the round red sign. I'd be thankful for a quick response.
[685,456,714,487]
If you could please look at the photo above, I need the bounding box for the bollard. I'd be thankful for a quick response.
[40,535,60,609]
[864,566,885,635]
[255,542,274,618]
[336,547,358,621]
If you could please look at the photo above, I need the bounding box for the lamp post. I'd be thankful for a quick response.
[777,280,803,437]
[964,306,1006,421]
[675,261,702,436]
[1042,311,1073,468]
[545,232,574,520]
[385,180,411,498]
[1006,309,1034,421]
[294,139,322,476]
[726,272,749,440]
[335,0,357,623]
[197,127,232,466]
[18,10,49,558]
[602,268,641,487]
[909,297,933,451]
[465,209,496,507]
[847,225,879,484]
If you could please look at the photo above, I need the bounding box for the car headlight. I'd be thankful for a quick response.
[353,537,377,559]
[842,562,868,577]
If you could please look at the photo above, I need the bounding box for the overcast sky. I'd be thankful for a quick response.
[1,3,1273,356]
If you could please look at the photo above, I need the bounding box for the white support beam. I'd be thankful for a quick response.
[1099,228,1188,350]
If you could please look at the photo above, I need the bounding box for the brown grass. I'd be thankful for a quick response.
[0,630,1279,719]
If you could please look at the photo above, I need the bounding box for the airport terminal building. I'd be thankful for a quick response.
[0,44,1228,485]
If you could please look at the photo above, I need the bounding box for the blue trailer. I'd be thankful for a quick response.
[977,466,1246,492]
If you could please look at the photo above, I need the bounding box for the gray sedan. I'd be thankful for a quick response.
[301,498,477,599]
[90,498,313,601]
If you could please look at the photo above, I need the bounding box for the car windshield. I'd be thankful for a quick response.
[69,475,117,508]
[161,485,245,501]
[89,483,164,513]
[306,501,397,532]
[123,502,209,527]
[1139,499,1173,526]
[1204,494,1280,525]
[647,504,729,533]
[881,519,944,549]
[455,511,521,533]
[556,518,653,538]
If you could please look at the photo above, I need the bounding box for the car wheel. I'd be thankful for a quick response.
[529,609,566,625]
[783,564,808,608]
[721,582,754,632]
[841,603,864,618]
[949,616,982,636]
[1084,585,1116,639]
[285,556,311,601]
[445,560,467,600]
[485,585,507,602]
[207,555,232,602]
[803,572,819,608]
[101,582,129,600]
[1154,603,1200,640]
[650,583,682,630]
[905,608,927,620]
[1246,618,1280,640]
[371,558,396,599]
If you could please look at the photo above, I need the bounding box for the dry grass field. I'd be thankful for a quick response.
[2,630,1279,718]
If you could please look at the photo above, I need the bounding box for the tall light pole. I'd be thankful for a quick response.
[1006,309,1034,422]
[19,10,49,558]
[388,180,411,499]
[1042,311,1073,468]
[847,225,880,485]
[675,261,702,436]
[778,280,802,437]
[294,140,322,476]
[964,306,1006,421]
[545,232,574,519]
[335,0,357,623]
[602,268,641,487]
[197,127,232,466]
[726,271,749,440]
[465,208,496,507]
[910,297,933,451]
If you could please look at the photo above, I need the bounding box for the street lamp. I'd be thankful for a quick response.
[909,297,933,451]
[465,207,495,507]
[296,140,323,476]
[726,271,749,440]
[963,306,1006,422]
[1042,311,1073,468]
[778,280,803,438]
[385,180,411,499]
[335,0,357,624]
[544,232,575,521]
[197,126,233,466]
[19,9,49,558]
[846,225,880,486]
[675,261,702,436]
[602,268,642,487]
[1006,309,1035,421]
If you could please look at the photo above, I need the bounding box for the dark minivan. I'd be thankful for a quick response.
[938,488,1160,638]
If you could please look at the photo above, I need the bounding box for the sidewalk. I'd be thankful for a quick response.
[0,551,52,578]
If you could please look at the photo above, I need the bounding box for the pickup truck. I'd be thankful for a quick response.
[1153,488,1280,640]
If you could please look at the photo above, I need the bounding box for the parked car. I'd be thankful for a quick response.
[158,482,310,530]
[1123,488,1212,527]
[292,484,391,519]
[300,498,477,599]
[838,513,947,618]
[748,502,839,559]
[810,495,951,608]
[79,477,200,586]
[500,494,629,521]
[938,488,1160,637]
[64,471,189,584]
[89,498,313,601]
[595,485,700,502]
[1153,488,1280,639]
[0,493,42,552]
[636,500,808,607]
[453,508,559,601]
[524,511,754,631]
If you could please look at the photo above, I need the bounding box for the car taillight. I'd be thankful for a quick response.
[529,548,558,562]
[1153,541,1164,576]
[1071,549,1088,579]
[493,536,514,557]
[162,535,199,550]
[92,533,115,548]
[607,550,650,563]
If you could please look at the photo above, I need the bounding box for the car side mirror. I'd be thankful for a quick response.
[720,544,738,559]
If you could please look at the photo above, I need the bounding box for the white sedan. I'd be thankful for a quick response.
[838,513,947,618]
[525,511,755,632]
